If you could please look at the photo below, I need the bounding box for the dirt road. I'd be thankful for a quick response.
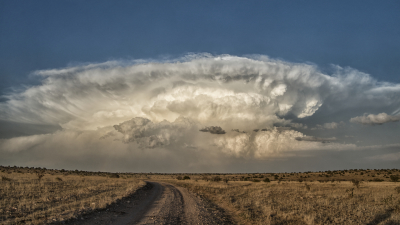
[67,181,232,225]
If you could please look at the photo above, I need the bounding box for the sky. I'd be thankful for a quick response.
[0,1,399,172]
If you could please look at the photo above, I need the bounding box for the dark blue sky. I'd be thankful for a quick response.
[1,0,400,96]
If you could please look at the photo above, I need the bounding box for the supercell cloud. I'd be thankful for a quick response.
[0,54,399,171]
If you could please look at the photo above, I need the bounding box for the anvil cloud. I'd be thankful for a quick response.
[0,54,399,172]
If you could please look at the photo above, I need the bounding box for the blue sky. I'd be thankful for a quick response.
[1,0,400,95]
[0,1,400,172]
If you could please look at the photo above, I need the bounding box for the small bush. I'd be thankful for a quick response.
[381,195,394,205]
[36,172,45,181]
[109,173,120,178]
[263,178,270,182]
[370,178,384,182]
[252,179,260,182]
[2,176,12,181]
[176,175,183,180]
[346,188,355,198]
[351,179,361,188]
[390,175,399,182]
[394,186,400,194]
[211,176,221,182]
[55,177,63,182]
[183,176,190,180]
[201,176,209,181]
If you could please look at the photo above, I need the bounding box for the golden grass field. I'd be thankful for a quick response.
[1,166,400,224]
[0,166,145,224]
[151,170,400,224]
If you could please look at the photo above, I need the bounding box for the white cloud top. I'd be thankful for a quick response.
[2,55,399,131]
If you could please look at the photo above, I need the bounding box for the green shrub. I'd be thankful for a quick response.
[183,175,190,180]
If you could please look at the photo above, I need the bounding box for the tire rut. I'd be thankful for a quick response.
[64,181,232,225]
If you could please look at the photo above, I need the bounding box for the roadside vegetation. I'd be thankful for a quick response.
[152,169,400,224]
[0,166,145,224]
[1,166,400,224]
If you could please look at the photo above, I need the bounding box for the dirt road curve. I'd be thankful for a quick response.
[68,181,232,225]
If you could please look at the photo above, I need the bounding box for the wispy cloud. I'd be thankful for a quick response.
[311,122,344,130]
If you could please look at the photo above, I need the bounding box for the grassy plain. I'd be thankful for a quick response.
[0,166,145,224]
[151,170,400,224]
[1,166,400,224]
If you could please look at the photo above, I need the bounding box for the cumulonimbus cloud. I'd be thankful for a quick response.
[1,54,399,132]
[350,113,400,125]
[0,54,399,169]
[113,116,198,147]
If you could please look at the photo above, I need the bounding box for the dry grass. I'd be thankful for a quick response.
[0,168,145,224]
[159,177,400,224]
[2,166,399,225]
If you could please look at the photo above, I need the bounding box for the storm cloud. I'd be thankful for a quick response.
[0,54,399,171]
[1,54,399,131]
